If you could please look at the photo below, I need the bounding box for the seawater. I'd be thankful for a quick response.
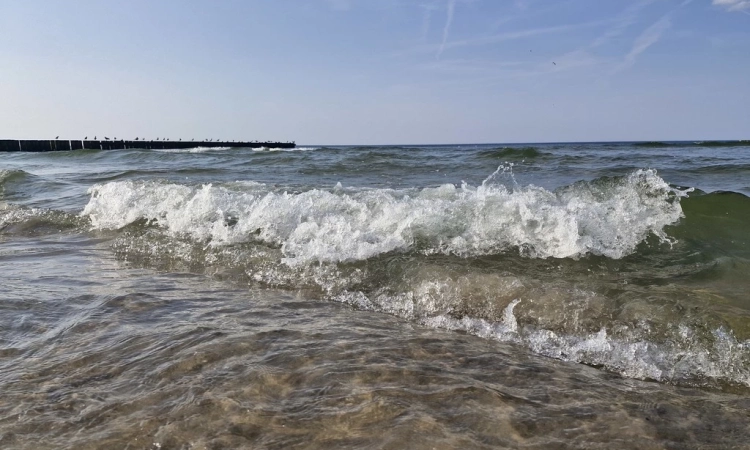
[1,142,749,449]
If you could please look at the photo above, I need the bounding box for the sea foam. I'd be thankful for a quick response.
[82,169,687,264]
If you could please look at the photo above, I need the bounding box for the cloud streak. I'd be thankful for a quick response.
[420,2,439,41]
[615,15,671,72]
[391,18,612,59]
[436,0,456,59]
[444,19,611,52]
[589,0,657,49]
[713,0,750,11]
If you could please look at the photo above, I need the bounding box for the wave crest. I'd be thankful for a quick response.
[476,147,549,160]
[82,169,687,265]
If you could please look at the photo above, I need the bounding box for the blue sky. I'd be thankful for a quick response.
[0,0,747,144]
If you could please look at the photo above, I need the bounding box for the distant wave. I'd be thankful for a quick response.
[693,140,750,147]
[476,147,550,160]
[680,163,750,175]
[0,169,35,201]
[635,141,750,148]
[155,146,232,153]
[0,169,29,187]
[634,141,675,148]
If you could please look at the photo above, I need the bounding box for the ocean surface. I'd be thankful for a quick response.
[1,141,749,449]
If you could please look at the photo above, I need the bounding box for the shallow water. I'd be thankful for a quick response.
[1,142,750,448]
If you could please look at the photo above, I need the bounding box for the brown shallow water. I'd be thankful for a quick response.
[1,238,749,449]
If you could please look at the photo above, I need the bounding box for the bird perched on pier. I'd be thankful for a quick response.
[105,137,110,140]
[55,136,59,139]
[135,137,139,141]
[84,136,87,139]
[94,136,97,140]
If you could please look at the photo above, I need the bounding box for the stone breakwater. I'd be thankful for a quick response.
[0,139,295,152]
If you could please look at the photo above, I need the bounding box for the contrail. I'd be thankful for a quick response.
[437,0,456,59]
[615,14,671,72]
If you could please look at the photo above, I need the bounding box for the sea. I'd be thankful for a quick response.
[1,141,749,449]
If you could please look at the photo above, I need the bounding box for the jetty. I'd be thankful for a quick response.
[0,140,295,152]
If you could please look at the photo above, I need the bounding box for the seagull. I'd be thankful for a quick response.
[135,137,139,141]
[553,62,556,65]
[55,136,59,139]
[94,136,97,140]
[105,137,110,140]
[84,136,87,139]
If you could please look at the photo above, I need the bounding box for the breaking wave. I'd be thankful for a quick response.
[74,168,750,389]
[82,169,687,265]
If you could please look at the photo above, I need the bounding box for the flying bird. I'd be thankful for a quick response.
[553,62,556,65]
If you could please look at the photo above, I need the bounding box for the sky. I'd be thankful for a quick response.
[0,0,748,144]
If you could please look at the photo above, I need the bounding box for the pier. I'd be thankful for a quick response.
[0,140,295,152]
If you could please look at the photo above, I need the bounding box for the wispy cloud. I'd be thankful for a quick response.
[713,0,750,11]
[391,18,612,59]
[615,15,671,72]
[443,19,611,52]
[537,0,657,74]
[437,0,457,59]
[589,0,657,49]
[420,2,439,41]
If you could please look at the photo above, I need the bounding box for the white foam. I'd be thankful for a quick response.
[345,287,750,387]
[153,146,315,154]
[82,169,688,265]
[154,146,233,153]
[251,146,317,152]
[82,170,750,387]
